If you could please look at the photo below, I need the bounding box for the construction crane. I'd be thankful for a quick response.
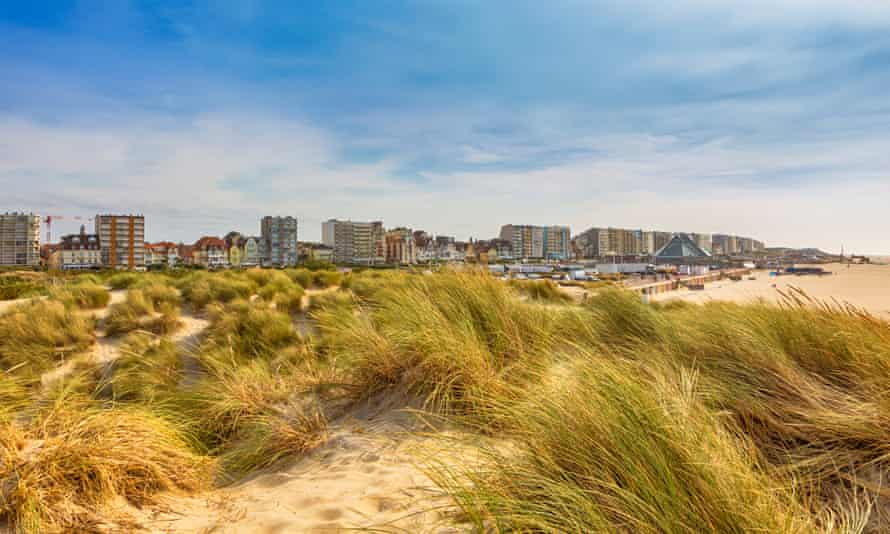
[43,215,93,243]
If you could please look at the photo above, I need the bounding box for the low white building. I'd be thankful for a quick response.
[54,226,102,270]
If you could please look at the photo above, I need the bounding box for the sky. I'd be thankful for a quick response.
[1,1,889,253]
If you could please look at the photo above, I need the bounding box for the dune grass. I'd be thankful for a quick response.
[105,333,183,404]
[428,353,824,533]
[50,281,110,309]
[316,269,559,414]
[104,289,181,336]
[107,272,140,289]
[0,300,95,382]
[177,272,256,311]
[0,402,212,533]
[508,278,573,303]
[3,269,890,531]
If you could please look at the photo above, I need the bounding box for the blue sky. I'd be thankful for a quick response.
[1,1,889,252]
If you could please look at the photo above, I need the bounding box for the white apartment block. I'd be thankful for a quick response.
[0,212,41,267]
[322,219,385,265]
[499,224,570,260]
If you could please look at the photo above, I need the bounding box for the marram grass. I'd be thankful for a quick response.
[1,269,890,532]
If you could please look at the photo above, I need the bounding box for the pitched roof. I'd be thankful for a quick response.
[194,236,227,249]
[655,234,711,259]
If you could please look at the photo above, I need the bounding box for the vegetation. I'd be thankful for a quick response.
[0,274,48,300]
[508,278,574,303]
[0,402,212,533]
[2,268,890,532]
[177,271,256,310]
[0,300,95,382]
[50,281,110,309]
[104,289,181,336]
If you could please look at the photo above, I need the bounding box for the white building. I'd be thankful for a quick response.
[322,219,385,265]
[0,212,41,267]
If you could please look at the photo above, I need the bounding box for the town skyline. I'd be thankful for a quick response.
[3,2,889,254]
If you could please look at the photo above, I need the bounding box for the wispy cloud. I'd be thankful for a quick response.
[1,1,889,252]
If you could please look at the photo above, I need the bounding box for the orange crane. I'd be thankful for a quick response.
[43,215,93,243]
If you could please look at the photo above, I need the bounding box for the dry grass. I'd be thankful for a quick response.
[0,403,212,533]
[0,300,95,382]
[49,282,110,309]
[104,289,182,336]
[177,272,256,311]
[316,269,558,414]
[3,269,890,531]
[508,278,573,303]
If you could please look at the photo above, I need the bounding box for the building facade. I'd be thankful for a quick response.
[95,214,145,270]
[385,227,417,265]
[192,236,229,268]
[0,212,41,267]
[499,224,570,260]
[145,242,178,268]
[261,216,299,267]
[322,219,385,265]
[242,237,262,267]
[54,226,101,270]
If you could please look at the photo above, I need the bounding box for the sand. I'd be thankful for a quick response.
[136,400,465,534]
[652,263,890,319]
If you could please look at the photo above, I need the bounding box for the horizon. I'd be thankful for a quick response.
[2,2,889,255]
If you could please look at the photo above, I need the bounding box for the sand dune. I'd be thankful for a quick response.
[137,401,464,533]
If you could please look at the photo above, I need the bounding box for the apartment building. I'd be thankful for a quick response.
[499,224,570,260]
[322,219,385,265]
[94,214,145,270]
[241,237,262,267]
[53,225,101,270]
[690,233,713,254]
[712,234,738,255]
[192,236,229,268]
[385,227,416,265]
[0,212,41,267]
[261,216,298,267]
[145,242,179,268]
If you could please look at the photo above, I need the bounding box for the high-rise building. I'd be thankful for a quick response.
[641,231,656,256]
[261,216,299,267]
[653,231,673,253]
[322,219,385,265]
[385,227,416,265]
[574,227,606,258]
[95,214,145,270]
[499,224,570,260]
[690,233,713,254]
[0,212,41,267]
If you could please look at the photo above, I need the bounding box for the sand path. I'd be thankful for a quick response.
[40,290,209,387]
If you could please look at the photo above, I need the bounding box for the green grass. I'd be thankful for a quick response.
[2,269,890,531]
[0,275,48,300]
[104,289,181,336]
[50,281,111,309]
[107,272,140,289]
[0,299,95,382]
[177,272,257,310]
[105,333,183,404]
[428,353,819,533]
[316,269,558,414]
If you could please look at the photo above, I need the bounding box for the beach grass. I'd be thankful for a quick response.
[2,268,890,531]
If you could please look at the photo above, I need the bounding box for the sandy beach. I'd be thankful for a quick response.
[652,263,890,319]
